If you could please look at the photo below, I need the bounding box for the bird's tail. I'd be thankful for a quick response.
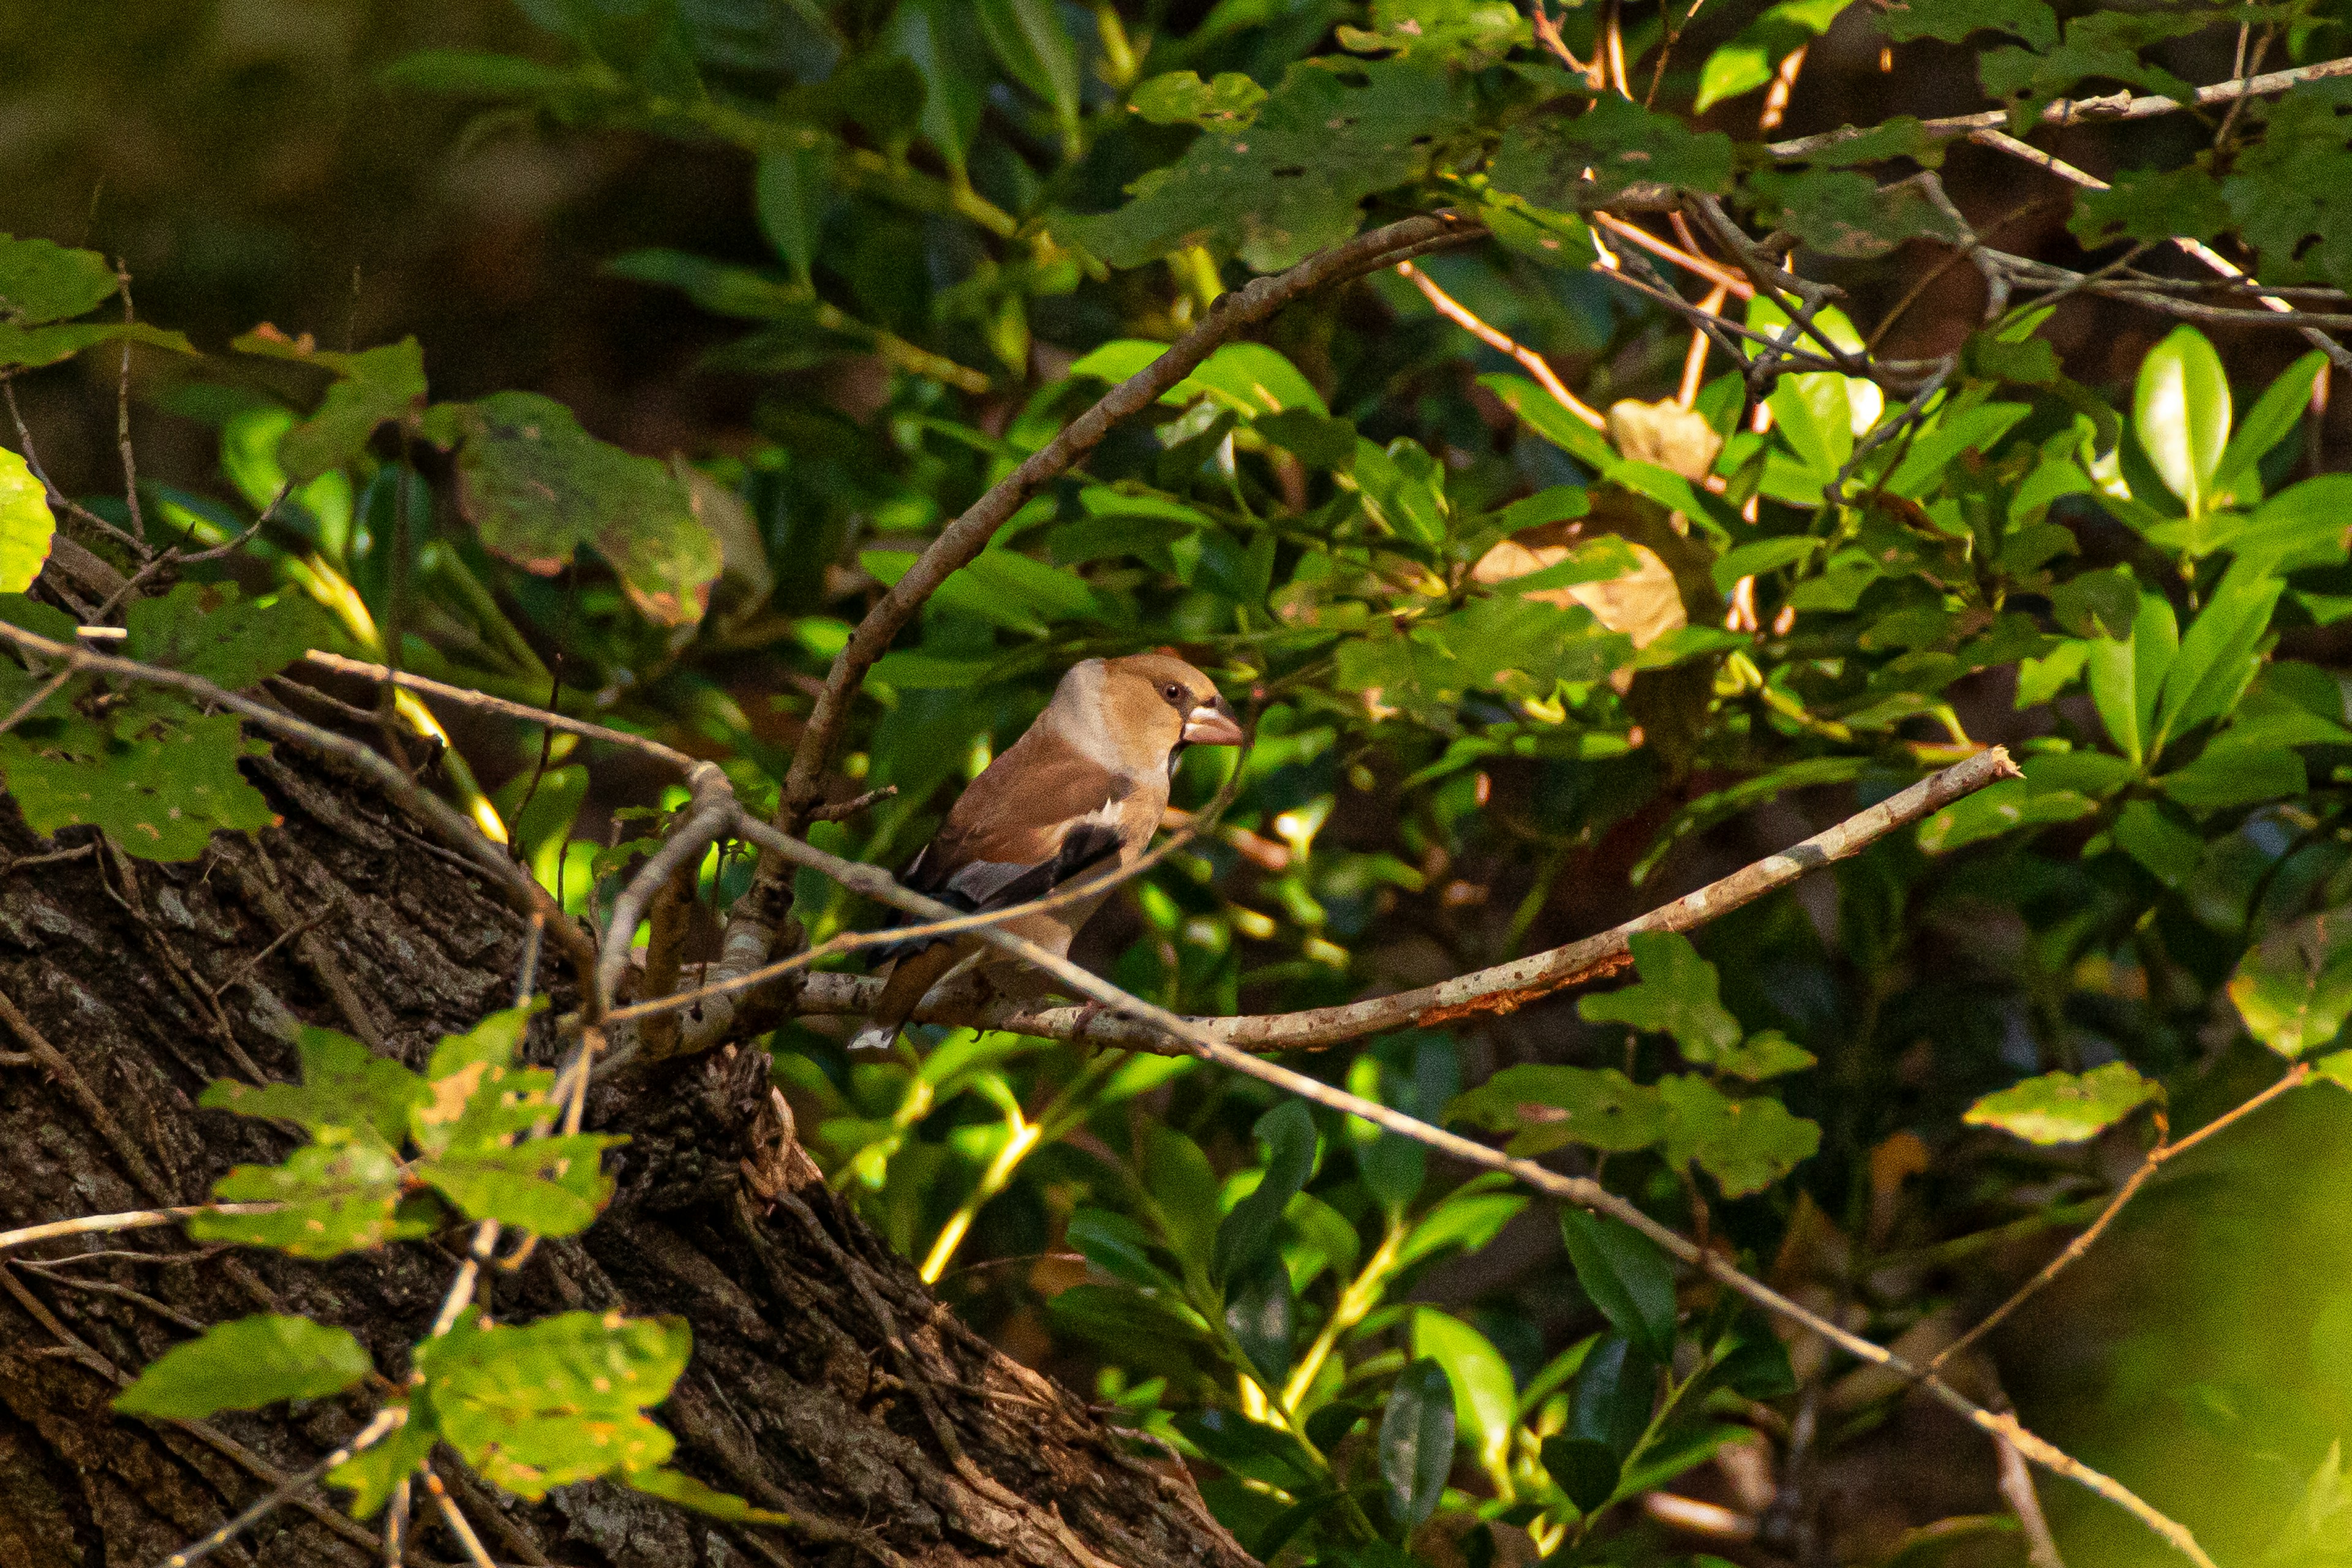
[846,1020,902,1054]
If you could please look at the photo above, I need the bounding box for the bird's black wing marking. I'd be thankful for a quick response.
[868,822,1123,968]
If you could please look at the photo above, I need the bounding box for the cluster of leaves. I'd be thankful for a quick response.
[18,0,2352,1559]
[111,1006,778,1523]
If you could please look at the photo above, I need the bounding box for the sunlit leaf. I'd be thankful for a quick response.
[2134,325,2231,517]
[1962,1062,2161,1144]
[0,446,55,594]
[2231,910,2352,1058]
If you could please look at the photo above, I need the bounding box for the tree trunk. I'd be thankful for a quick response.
[0,742,1254,1568]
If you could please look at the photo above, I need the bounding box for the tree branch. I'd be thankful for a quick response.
[726,769,2214,1567]
[1766,54,2352,162]
[791,748,2019,1054]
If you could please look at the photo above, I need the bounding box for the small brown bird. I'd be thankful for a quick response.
[847,653,1242,1052]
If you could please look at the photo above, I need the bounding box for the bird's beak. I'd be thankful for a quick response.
[1183,695,1244,747]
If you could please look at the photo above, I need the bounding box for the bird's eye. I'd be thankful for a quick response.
[1164,684,1182,701]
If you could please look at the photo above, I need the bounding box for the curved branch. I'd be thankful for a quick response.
[791,747,2019,1054]
[774,211,1483,826]
[727,759,2212,1567]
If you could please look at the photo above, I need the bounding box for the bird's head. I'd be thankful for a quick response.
[1071,652,1242,771]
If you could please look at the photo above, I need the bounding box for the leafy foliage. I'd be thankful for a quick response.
[23,0,2352,1559]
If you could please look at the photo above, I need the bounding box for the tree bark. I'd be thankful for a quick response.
[0,742,1254,1568]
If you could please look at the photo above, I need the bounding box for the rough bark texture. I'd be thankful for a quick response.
[0,742,1255,1568]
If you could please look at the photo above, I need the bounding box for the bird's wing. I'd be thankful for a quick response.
[872,728,1139,965]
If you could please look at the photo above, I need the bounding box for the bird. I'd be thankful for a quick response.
[846,652,1242,1053]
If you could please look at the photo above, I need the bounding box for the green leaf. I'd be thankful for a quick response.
[2159,741,2305,813]
[0,711,274,861]
[1379,1359,1456,1531]
[125,583,336,691]
[975,0,1082,153]
[1396,1191,1528,1267]
[755,146,829,287]
[1962,1062,2160,1144]
[1410,1308,1517,1478]
[2085,589,2176,764]
[230,336,426,483]
[0,445,56,594]
[192,1137,428,1258]
[1713,1029,1817,1081]
[1489,96,1735,209]
[2231,910,2352,1058]
[2070,167,2231,250]
[2215,350,2324,502]
[1057,59,1469,271]
[1875,0,2055,50]
[2111,799,2204,889]
[2134,325,2231,517]
[379,49,579,98]
[0,320,195,372]
[328,1401,439,1516]
[1559,1208,1676,1360]
[115,1314,373,1419]
[1710,535,1820,595]
[1479,370,1616,468]
[1222,1254,1295,1390]
[1656,1075,1820,1197]
[2049,565,2137,640]
[1577,932,1743,1065]
[1066,1208,1186,1294]
[883,0,984,173]
[417,1310,692,1498]
[1540,1434,1620,1515]
[200,1027,427,1147]
[624,1468,796,1525]
[1447,1065,1668,1156]
[0,235,118,324]
[1569,1334,1656,1460]
[420,1135,619,1235]
[1142,1126,1224,1273]
[1131,70,1268,129]
[1339,0,1529,66]
[2234,475,2352,575]
[446,391,721,627]
[2222,80,2352,291]
[2151,560,2280,755]
[1762,168,1967,260]
[1213,1100,1317,1286]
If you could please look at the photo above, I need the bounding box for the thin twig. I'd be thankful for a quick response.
[2,376,151,557]
[419,1464,499,1568]
[1930,1061,2313,1373]
[151,1407,406,1568]
[298,650,704,776]
[809,784,899,823]
[1590,212,1754,298]
[112,265,146,543]
[1398,259,1607,428]
[0,1205,281,1256]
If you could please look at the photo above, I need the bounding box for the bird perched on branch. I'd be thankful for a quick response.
[846,653,1242,1052]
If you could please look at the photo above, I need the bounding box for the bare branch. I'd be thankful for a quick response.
[729,767,2215,1566]
[299,649,706,777]
[796,748,2018,1054]
[1767,54,2352,162]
